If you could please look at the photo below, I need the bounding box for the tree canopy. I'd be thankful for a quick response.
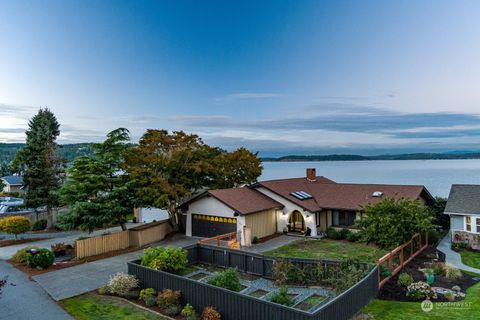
[357,198,434,249]
[58,128,135,232]
[124,130,262,229]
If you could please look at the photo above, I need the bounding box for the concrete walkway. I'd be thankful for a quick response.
[0,260,73,320]
[437,233,480,274]
[33,234,197,301]
[0,223,140,260]
[241,234,300,254]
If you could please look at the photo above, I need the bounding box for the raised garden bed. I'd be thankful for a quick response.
[294,294,327,311]
[188,271,209,280]
[248,289,269,298]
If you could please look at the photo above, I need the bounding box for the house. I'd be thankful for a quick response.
[180,168,434,245]
[1,175,24,194]
[133,207,169,223]
[444,184,480,249]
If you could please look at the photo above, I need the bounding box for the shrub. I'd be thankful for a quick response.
[272,259,293,285]
[397,272,413,288]
[270,286,295,306]
[432,262,445,276]
[339,228,351,240]
[139,288,156,300]
[181,304,197,320]
[428,229,439,245]
[26,248,55,269]
[163,305,181,316]
[207,268,242,292]
[32,219,47,231]
[201,306,221,320]
[329,259,370,293]
[140,246,188,274]
[286,264,306,284]
[346,231,360,242]
[327,227,341,240]
[98,285,109,295]
[107,272,139,297]
[406,281,437,300]
[252,236,259,244]
[157,289,181,309]
[144,295,157,307]
[11,246,39,264]
[443,264,462,279]
[0,216,31,239]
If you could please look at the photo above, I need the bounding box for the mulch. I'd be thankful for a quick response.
[377,246,479,302]
[0,238,50,248]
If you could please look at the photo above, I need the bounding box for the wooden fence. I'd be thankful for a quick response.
[377,232,428,288]
[130,220,172,247]
[75,231,130,259]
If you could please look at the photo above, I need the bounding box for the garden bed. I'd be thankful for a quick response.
[0,237,50,247]
[378,246,479,302]
[294,294,327,311]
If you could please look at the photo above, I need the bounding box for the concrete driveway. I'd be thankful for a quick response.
[33,234,197,301]
[0,260,73,320]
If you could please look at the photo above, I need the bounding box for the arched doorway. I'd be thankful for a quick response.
[288,210,305,232]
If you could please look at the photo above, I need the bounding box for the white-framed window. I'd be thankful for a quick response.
[466,216,472,232]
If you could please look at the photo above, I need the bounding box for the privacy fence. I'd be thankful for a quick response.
[128,243,378,320]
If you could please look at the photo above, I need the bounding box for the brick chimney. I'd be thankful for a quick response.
[306,168,316,182]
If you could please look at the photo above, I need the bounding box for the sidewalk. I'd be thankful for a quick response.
[437,233,480,274]
[240,234,299,253]
[33,234,197,301]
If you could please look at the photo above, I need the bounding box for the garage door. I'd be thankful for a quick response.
[192,214,236,238]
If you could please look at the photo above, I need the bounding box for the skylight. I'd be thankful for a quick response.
[290,191,313,200]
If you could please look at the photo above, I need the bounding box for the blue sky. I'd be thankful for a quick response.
[1,0,480,156]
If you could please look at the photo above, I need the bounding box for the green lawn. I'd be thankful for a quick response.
[60,294,167,320]
[460,250,480,269]
[361,282,480,320]
[264,239,387,263]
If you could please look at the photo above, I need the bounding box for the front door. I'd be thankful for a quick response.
[289,211,305,232]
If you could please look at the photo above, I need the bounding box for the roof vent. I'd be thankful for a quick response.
[290,191,313,200]
[372,191,383,197]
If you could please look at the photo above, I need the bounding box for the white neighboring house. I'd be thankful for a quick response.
[135,207,169,223]
[444,184,480,249]
[1,175,24,194]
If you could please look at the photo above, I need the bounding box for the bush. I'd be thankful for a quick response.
[26,248,55,269]
[272,259,292,285]
[406,281,437,300]
[181,304,197,320]
[139,288,156,300]
[207,268,242,292]
[0,216,31,239]
[327,227,341,240]
[107,272,139,297]
[397,272,413,288]
[252,236,259,244]
[339,228,351,240]
[270,286,295,306]
[329,259,370,293]
[428,229,439,245]
[157,289,181,309]
[201,306,221,320]
[286,264,306,284]
[163,305,181,316]
[140,246,188,274]
[32,219,47,231]
[346,231,360,242]
[443,264,462,279]
[432,262,445,276]
[11,246,39,264]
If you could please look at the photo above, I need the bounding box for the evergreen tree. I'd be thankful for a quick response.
[13,108,64,228]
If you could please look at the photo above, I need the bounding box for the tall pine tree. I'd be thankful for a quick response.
[13,108,64,228]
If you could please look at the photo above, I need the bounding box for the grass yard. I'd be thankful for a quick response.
[360,282,480,320]
[60,294,167,320]
[460,250,480,269]
[264,239,387,263]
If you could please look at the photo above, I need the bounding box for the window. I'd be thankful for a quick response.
[477,218,480,233]
[466,216,472,232]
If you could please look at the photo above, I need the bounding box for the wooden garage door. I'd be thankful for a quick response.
[192,214,236,238]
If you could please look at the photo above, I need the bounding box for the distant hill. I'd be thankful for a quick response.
[261,152,480,162]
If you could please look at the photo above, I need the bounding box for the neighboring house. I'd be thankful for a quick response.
[180,168,434,245]
[444,184,480,249]
[1,175,24,194]
[133,207,169,223]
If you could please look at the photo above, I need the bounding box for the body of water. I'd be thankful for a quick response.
[260,159,480,198]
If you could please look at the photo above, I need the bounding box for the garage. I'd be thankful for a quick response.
[191,214,236,238]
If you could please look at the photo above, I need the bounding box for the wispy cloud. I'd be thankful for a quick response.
[214,92,284,102]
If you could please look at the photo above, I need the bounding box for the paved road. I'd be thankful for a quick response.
[0,223,140,260]
[33,234,197,301]
[0,260,73,320]
[437,233,480,274]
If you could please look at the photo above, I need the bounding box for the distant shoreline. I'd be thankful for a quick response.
[261,153,480,162]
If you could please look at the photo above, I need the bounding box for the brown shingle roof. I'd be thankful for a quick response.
[258,176,432,212]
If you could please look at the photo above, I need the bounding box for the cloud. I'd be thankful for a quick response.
[214,92,284,102]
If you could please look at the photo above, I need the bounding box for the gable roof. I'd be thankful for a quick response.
[1,175,23,186]
[182,187,284,215]
[257,176,432,212]
[445,184,480,215]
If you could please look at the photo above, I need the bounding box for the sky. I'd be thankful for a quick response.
[1,0,480,156]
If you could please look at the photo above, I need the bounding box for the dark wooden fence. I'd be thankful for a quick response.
[128,243,378,320]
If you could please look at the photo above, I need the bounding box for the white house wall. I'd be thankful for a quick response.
[255,187,317,236]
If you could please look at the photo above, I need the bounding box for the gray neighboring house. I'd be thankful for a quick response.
[1,175,24,194]
[445,184,480,249]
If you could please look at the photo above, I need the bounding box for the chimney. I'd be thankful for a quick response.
[306,168,316,182]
